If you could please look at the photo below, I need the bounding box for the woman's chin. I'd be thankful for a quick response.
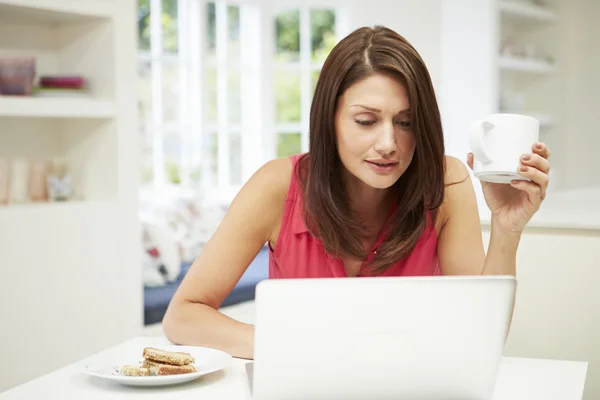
[359,171,401,190]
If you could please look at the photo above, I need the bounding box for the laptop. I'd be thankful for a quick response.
[247,275,515,400]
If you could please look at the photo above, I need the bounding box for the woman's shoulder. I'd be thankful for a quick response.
[251,156,295,202]
[434,155,473,232]
[443,155,470,186]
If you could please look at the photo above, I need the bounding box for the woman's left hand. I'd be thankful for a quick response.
[467,142,551,236]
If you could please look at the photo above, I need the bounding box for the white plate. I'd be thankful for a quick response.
[84,345,233,387]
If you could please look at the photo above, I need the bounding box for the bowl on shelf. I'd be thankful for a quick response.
[0,57,36,96]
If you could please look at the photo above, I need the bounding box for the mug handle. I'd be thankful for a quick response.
[469,119,494,163]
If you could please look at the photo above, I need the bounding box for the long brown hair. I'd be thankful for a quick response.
[298,25,446,274]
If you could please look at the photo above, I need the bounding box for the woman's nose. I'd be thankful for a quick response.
[373,123,396,154]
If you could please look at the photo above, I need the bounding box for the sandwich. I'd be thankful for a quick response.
[139,347,196,376]
[121,365,151,376]
[142,347,195,366]
[143,358,197,375]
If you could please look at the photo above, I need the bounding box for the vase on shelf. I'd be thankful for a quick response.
[28,160,51,202]
[0,158,10,205]
[10,158,28,204]
[0,57,35,96]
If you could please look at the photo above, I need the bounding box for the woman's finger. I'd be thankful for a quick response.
[467,152,474,170]
[510,179,544,206]
[520,153,550,174]
[517,166,548,199]
[532,142,551,160]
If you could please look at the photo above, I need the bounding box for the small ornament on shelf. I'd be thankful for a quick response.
[47,161,73,202]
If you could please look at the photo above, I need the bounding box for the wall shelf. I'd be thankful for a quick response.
[0,97,116,119]
[0,199,114,214]
[0,0,113,22]
[499,1,557,22]
[498,56,555,73]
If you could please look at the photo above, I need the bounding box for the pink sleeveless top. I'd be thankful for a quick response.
[268,154,440,278]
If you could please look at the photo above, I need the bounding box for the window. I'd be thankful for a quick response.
[137,1,340,203]
[273,7,338,158]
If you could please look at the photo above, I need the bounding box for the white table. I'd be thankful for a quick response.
[0,337,588,399]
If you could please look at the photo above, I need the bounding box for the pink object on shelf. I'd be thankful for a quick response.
[39,76,86,89]
[0,57,36,96]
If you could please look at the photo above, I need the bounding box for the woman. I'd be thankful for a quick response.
[163,26,550,359]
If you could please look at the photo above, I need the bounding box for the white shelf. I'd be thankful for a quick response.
[0,200,114,214]
[499,1,557,22]
[0,97,116,119]
[0,0,113,22]
[499,56,555,73]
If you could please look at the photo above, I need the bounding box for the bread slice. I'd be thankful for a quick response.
[142,347,195,366]
[121,365,150,376]
[143,359,196,375]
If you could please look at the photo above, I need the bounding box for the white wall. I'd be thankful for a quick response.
[560,0,600,190]
[344,0,442,89]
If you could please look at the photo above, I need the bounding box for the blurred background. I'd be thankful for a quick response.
[0,0,598,397]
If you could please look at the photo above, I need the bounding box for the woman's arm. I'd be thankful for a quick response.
[162,158,292,360]
[436,156,518,276]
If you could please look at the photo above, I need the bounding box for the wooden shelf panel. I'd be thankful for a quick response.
[0,200,114,214]
[0,0,113,22]
[499,1,557,22]
[0,97,116,119]
[498,56,555,73]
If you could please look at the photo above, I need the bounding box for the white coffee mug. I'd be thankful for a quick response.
[469,113,539,184]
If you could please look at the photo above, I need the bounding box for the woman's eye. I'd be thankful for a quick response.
[395,120,411,127]
[355,120,376,126]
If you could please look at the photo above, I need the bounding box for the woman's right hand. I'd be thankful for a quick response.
[162,158,292,359]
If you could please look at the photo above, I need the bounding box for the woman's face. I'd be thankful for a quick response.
[335,73,415,190]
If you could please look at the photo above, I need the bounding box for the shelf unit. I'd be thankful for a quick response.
[495,0,561,190]
[0,0,141,393]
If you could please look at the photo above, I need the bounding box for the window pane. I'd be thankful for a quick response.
[229,69,241,123]
[162,0,178,53]
[275,9,300,62]
[310,9,336,63]
[229,132,242,185]
[164,133,182,184]
[162,62,180,122]
[206,68,217,123]
[275,71,301,123]
[204,132,218,185]
[137,0,151,51]
[277,133,302,158]
[140,124,153,184]
[228,5,240,65]
[137,60,152,121]
[190,165,202,186]
[311,69,320,95]
[207,2,216,61]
